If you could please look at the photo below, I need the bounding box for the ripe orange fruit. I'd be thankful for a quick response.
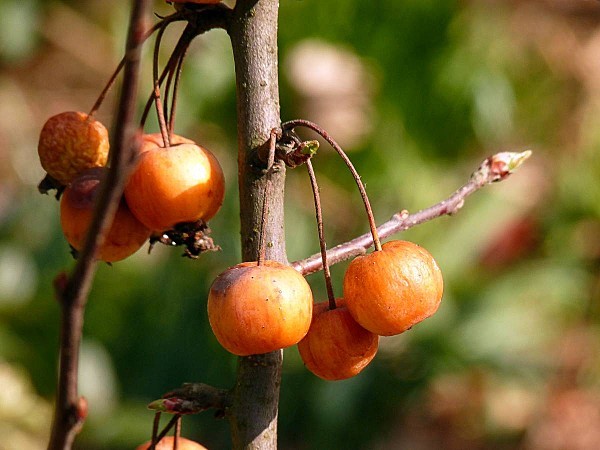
[297,299,379,381]
[60,168,151,262]
[136,436,208,450]
[139,132,195,154]
[343,240,443,336]
[207,261,313,356]
[124,139,225,232]
[38,111,109,185]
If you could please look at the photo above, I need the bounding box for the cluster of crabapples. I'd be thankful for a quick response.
[207,240,443,380]
[37,0,443,385]
[37,111,225,263]
[37,108,443,381]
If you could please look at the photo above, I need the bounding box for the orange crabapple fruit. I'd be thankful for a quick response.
[135,436,208,450]
[297,298,379,381]
[60,167,151,263]
[207,261,314,356]
[343,240,443,336]
[124,137,225,232]
[38,111,109,185]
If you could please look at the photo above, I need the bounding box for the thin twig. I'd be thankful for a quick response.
[88,13,183,117]
[148,382,231,416]
[47,1,150,449]
[291,151,532,276]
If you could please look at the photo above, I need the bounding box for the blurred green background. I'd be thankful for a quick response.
[1,0,600,448]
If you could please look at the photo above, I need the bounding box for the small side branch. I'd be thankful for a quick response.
[149,383,232,417]
[292,151,532,276]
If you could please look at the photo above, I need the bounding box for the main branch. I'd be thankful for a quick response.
[228,0,284,449]
[47,1,150,448]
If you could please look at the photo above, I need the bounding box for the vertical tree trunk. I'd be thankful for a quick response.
[228,0,285,449]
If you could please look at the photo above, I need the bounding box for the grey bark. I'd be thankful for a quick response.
[228,0,285,449]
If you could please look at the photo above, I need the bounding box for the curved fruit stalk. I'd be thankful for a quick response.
[298,299,379,380]
[60,168,151,263]
[124,138,225,232]
[207,261,313,356]
[343,240,443,336]
[38,111,109,185]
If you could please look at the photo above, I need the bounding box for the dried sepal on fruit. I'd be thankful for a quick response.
[60,167,151,263]
[343,240,443,336]
[298,299,379,381]
[207,261,313,356]
[38,111,109,185]
[136,436,208,450]
[124,136,225,232]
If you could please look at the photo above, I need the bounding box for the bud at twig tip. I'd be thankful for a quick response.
[76,396,88,421]
[496,150,532,173]
[148,399,168,412]
[473,150,532,185]
[300,140,319,156]
[491,150,532,176]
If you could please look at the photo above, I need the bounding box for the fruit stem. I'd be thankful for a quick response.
[150,412,161,450]
[257,131,277,266]
[152,21,171,148]
[88,58,125,118]
[149,414,180,450]
[168,31,193,137]
[281,119,382,252]
[140,22,194,131]
[257,177,270,267]
[174,416,181,450]
[306,159,336,309]
[88,13,184,118]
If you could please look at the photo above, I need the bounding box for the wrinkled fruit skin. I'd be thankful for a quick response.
[298,299,379,381]
[38,111,109,185]
[343,240,443,336]
[124,141,225,232]
[136,436,208,450]
[208,261,314,356]
[60,168,151,263]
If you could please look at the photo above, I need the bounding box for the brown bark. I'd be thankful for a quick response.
[228,0,285,449]
[47,1,150,448]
